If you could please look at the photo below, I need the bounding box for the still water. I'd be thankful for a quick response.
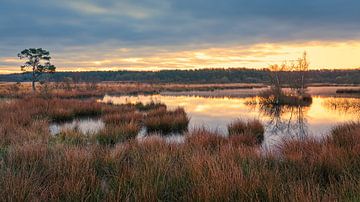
[49,91,360,148]
[49,118,105,136]
[101,94,360,148]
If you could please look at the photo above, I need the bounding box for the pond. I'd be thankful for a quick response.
[100,93,360,149]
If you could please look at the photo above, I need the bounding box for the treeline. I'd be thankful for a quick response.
[0,68,359,84]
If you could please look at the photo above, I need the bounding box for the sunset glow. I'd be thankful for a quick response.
[1,41,360,74]
[1,0,360,73]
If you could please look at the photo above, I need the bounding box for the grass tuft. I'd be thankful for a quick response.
[96,122,141,145]
[228,119,264,145]
[145,107,189,134]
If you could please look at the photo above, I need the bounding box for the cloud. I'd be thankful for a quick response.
[0,0,360,72]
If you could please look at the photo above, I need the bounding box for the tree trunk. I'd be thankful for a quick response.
[32,80,36,92]
[32,68,36,92]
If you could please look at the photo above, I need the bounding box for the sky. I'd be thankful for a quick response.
[1,0,360,73]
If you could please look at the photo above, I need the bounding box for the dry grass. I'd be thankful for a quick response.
[0,82,264,98]
[102,112,143,125]
[96,122,141,145]
[228,119,265,145]
[1,91,360,200]
[258,89,313,106]
[2,123,360,201]
[55,128,88,145]
[145,107,189,134]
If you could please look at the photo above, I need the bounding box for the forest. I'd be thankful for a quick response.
[1,68,359,84]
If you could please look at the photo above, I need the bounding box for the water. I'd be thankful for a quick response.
[49,118,105,136]
[100,94,360,148]
[50,119,185,144]
[0,98,14,104]
[137,127,185,144]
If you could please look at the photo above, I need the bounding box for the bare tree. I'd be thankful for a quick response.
[288,52,309,96]
[267,52,310,101]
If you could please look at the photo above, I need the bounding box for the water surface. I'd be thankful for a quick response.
[101,94,360,148]
[49,118,105,136]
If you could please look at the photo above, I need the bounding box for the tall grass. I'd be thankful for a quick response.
[1,95,360,200]
[145,107,189,134]
[2,123,360,201]
[102,112,143,125]
[96,122,141,145]
[228,119,264,145]
[0,82,264,99]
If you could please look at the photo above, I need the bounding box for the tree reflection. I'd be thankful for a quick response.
[262,104,309,140]
[246,97,310,140]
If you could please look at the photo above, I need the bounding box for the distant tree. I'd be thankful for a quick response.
[18,48,56,91]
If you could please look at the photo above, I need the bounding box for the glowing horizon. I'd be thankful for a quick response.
[1,0,360,74]
[1,40,360,74]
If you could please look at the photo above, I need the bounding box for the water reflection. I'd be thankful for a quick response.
[323,98,360,115]
[100,94,360,147]
[137,127,185,144]
[262,105,308,138]
[49,118,105,136]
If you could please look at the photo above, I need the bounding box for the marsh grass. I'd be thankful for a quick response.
[259,89,313,106]
[145,107,189,134]
[102,112,143,125]
[135,101,166,111]
[228,119,265,145]
[1,122,360,200]
[56,128,87,146]
[96,122,141,145]
[0,82,264,99]
[1,94,360,200]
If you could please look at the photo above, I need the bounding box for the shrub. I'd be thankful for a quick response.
[258,89,313,106]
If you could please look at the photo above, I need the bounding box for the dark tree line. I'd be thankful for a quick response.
[0,68,359,84]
